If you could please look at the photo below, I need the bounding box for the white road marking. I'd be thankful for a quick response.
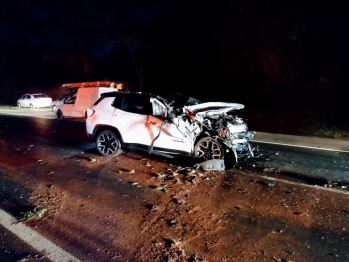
[254,140,349,153]
[0,209,81,262]
[237,170,349,195]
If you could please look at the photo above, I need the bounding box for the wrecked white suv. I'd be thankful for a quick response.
[86,92,255,165]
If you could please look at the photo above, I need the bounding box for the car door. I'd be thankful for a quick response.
[23,95,31,107]
[110,95,191,154]
[60,96,78,117]
[148,98,192,153]
[110,95,153,146]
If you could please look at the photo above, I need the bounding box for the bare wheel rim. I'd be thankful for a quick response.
[97,132,119,155]
[195,137,223,160]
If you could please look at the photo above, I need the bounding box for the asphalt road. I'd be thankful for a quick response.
[1,108,349,261]
[0,109,92,151]
[1,108,348,183]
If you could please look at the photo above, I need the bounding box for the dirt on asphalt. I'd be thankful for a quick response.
[1,138,349,261]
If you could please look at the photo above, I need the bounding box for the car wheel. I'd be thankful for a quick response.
[194,136,224,160]
[17,102,21,108]
[56,109,64,120]
[30,104,34,109]
[96,130,122,157]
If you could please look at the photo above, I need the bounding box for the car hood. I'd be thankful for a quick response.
[184,102,244,115]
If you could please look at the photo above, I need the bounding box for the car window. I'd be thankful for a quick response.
[66,96,76,104]
[60,95,70,101]
[151,99,167,118]
[111,96,123,109]
[33,94,48,98]
[122,97,149,115]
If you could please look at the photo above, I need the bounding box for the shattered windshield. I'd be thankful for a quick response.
[186,97,202,106]
[155,92,203,109]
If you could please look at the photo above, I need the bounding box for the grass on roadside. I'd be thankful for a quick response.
[0,105,19,109]
[302,124,349,139]
[0,104,52,111]
[15,206,48,223]
[243,107,349,140]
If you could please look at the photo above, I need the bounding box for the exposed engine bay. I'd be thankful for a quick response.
[156,95,256,164]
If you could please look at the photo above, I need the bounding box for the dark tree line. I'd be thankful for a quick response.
[0,0,348,117]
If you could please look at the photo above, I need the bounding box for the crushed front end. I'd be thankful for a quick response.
[156,94,256,164]
[190,108,256,163]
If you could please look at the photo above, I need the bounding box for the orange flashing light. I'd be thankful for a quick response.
[62,81,112,89]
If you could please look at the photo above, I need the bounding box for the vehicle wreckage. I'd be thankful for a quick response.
[153,95,256,164]
[86,92,256,166]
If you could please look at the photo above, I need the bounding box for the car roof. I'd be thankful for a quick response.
[100,91,191,99]
[99,91,202,108]
[100,91,154,98]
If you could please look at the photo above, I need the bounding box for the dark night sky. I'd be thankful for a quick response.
[0,0,348,117]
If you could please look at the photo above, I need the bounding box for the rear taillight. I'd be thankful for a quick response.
[87,108,95,117]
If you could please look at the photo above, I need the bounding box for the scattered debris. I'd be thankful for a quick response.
[157,186,167,192]
[129,169,135,174]
[174,167,193,174]
[145,204,161,211]
[167,219,177,226]
[200,159,225,171]
[88,157,97,162]
[263,167,275,173]
[173,198,185,204]
[196,172,204,177]
[154,173,166,179]
[164,238,181,247]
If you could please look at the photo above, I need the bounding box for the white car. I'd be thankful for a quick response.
[86,92,256,165]
[17,93,52,109]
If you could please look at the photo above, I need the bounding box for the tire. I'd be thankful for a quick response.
[17,102,21,108]
[30,104,34,109]
[56,109,64,120]
[96,130,122,157]
[194,136,224,160]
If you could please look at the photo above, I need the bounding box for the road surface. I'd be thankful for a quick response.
[0,108,349,261]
